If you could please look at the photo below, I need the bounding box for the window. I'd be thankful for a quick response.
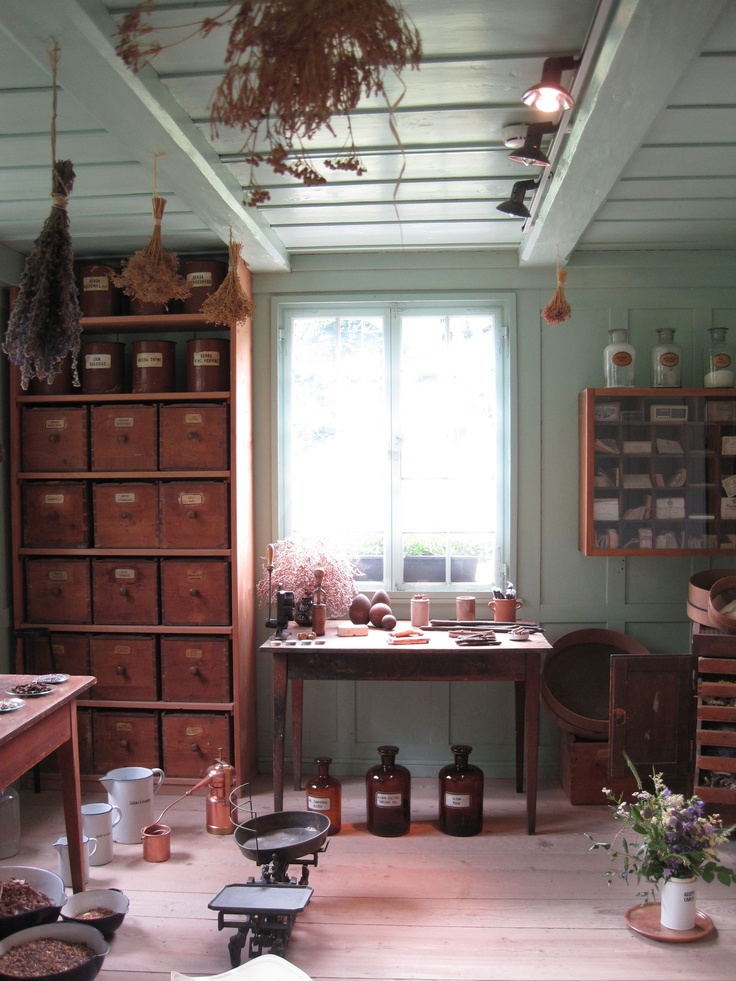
[277,296,513,591]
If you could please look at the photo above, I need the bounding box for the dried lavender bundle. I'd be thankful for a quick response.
[542,266,572,325]
[200,238,255,327]
[113,195,191,305]
[2,160,82,389]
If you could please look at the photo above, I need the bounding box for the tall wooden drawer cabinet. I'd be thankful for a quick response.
[9,295,256,785]
[691,625,736,806]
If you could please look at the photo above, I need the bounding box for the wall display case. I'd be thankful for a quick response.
[580,388,736,556]
[9,303,256,786]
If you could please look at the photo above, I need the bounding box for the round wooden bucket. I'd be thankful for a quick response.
[132,340,176,393]
[688,568,736,626]
[707,576,736,633]
[76,263,121,318]
[80,342,125,394]
[186,338,230,391]
[183,259,227,314]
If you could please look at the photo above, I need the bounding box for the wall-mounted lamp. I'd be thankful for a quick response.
[521,56,580,113]
[496,179,539,219]
[508,122,558,167]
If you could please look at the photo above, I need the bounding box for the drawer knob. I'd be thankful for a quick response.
[120,510,131,519]
[186,510,197,520]
[116,434,128,443]
[189,665,200,676]
[118,586,128,596]
[119,739,129,749]
[186,430,200,441]
[115,664,126,675]
[48,432,59,443]
[190,743,199,753]
[47,511,59,521]
[189,588,200,597]
[50,586,61,596]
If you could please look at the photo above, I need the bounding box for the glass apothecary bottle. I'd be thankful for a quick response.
[306,756,341,835]
[0,785,21,859]
[604,329,635,387]
[704,327,735,388]
[651,328,682,388]
[438,745,484,837]
[365,745,410,837]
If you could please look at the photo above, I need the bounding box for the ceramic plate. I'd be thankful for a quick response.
[0,697,25,712]
[5,684,55,697]
[34,673,70,685]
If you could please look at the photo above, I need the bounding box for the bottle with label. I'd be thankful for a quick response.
[438,745,484,837]
[365,745,411,837]
[651,328,682,388]
[0,785,21,859]
[306,756,341,835]
[704,327,735,388]
[604,329,635,387]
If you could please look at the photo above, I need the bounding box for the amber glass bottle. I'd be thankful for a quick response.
[306,756,341,835]
[438,744,484,837]
[366,745,411,837]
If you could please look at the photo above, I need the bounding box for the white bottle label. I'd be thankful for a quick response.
[307,795,332,812]
[444,792,471,809]
[375,792,402,808]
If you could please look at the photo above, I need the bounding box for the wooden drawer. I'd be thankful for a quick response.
[21,406,88,472]
[50,633,91,697]
[92,558,160,624]
[160,636,231,702]
[93,482,159,547]
[159,480,230,549]
[158,403,228,470]
[160,559,230,625]
[162,711,232,777]
[559,732,639,805]
[25,558,91,623]
[92,710,160,772]
[90,634,158,700]
[90,404,158,471]
[22,481,90,547]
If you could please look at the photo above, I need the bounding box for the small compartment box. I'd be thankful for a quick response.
[560,732,639,805]
[159,403,228,470]
[90,403,158,471]
[50,633,91,696]
[160,636,231,702]
[21,406,88,472]
[159,480,230,549]
[22,481,90,547]
[92,558,160,624]
[92,710,160,772]
[93,482,159,548]
[160,558,231,625]
[90,634,158,700]
[162,711,232,777]
[25,558,91,623]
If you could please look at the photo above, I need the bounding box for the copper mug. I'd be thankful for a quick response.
[488,598,523,622]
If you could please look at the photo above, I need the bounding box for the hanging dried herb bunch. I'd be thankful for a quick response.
[542,262,572,325]
[200,237,255,327]
[116,0,422,204]
[112,194,191,306]
[2,45,82,390]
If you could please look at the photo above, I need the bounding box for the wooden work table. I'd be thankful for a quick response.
[263,623,550,834]
[0,674,96,891]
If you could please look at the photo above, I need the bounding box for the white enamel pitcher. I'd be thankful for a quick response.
[100,766,165,844]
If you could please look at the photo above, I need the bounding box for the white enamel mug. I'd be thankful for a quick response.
[52,834,97,888]
[81,802,122,866]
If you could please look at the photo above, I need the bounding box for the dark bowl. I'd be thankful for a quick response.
[0,866,67,941]
[60,888,129,939]
[0,922,109,981]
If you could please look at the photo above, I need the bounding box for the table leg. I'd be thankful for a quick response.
[273,652,288,811]
[292,679,304,792]
[524,651,541,835]
[55,704,85,892]
[514,680,524,793]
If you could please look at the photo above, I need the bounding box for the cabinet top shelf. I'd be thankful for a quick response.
[81,313,226,334]
[584,387,736,397]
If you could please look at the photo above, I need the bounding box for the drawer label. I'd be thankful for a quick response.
[48,570,69,581]
[185,725,204,736]
[85,353,112,370]
[444,792,471,809]
[307,795,332,811]
[115,722,133,732]
[135,353,164,368]
[186,569,204,580]
[44,494,65,504]
[113,645,132,656]
[375,792,403,808]
[193,351,221,366]
[44,418,67,430]
[114,493,137,504]
[82,275,108,292]
[113,417,135,428]
[187,271,213,288]
[184,413,204,424]
[185,648,203,659]
[178,493,204,506]
[114,568,137,580]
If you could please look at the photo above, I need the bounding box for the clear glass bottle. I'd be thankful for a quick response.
[651,328,682,388]
[366,745,410,837]
[604,328,635,387]
[438,745,484,837]
[306,756,341,835]
[0,785,21,859]
[704,327,735,388]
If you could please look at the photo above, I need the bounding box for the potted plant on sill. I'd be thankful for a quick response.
[449,539,493,583]
[355,535,384,582]
[403,537,446,583]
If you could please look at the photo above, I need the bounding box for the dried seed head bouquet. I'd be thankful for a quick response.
[256,537,360,618]
[586,758,736,903]
[200,236,255,327]
[116,0,422,204]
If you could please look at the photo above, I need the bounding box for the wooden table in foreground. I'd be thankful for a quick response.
[264,623,550,834]
[0,674,96,892]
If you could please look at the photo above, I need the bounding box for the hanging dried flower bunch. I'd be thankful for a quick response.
[112,193,191,306]
[2,45,82,390]
[542,262,572,325]
[200,236,255,327]
[116,0,422,204]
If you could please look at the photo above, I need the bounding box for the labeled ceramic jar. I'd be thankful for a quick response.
[604,329,635,387]
[704,327,735,388]
[651,328,682,388]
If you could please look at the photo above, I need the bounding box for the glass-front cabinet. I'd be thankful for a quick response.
[579,388,736,556]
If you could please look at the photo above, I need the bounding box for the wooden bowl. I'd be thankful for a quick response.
[707,576,736,634]
[688,568,736,626]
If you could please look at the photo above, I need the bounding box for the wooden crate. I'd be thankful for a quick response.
[559,731,639,805]
[160,559,230,625]
[162,711,232,777]
[25,558,92,623]
[90,634,158,701]
[158,403,228,470]
[92,710,160,772]
[21,406,88,472]
[93,481,159,547]
[160,636,231,702]
[50,633,91,697]
[694,653,736,805]
[90,403,158,471]
[22,481,90,548]
[92,558,160,624]
[159,480,229,549]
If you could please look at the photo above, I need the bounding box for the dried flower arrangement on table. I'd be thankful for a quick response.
[256,537,360,620]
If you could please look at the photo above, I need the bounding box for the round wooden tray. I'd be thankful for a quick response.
[624,903,715,943]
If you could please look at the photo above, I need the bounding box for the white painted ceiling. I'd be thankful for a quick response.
[0,0,734,275]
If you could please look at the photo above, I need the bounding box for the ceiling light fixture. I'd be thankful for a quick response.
[521,56,580,113]
[508,122,558,167]
[496,179,539,219]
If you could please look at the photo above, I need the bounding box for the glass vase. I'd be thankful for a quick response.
[604,329,635,387]
[704,327,735,388]
[651,328,682,388]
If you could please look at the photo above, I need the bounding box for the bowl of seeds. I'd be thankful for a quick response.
[0,922,108,980]
[0,867,67,941]
[60,889,129,939]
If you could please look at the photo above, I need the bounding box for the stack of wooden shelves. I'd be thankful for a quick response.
[691,624,736,807]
